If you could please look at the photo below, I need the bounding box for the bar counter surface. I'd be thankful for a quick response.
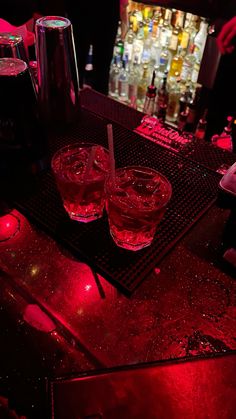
[0,89,236,417]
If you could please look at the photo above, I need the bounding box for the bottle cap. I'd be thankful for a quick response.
[147,70,157,97]
[147,84,157,97]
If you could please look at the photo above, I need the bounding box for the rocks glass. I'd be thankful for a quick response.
[51,143,110,222]
[105,166,172,251]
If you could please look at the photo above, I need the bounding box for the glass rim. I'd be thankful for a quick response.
[36,16,71,29]
[105,165,172,211]
[0,32,23,45]
[51,142,110,175]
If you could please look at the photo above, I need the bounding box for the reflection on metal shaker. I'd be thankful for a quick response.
[35,16,80,125]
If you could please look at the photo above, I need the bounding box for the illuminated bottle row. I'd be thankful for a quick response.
[109,2,209,126]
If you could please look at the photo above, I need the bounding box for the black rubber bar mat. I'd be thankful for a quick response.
[13,108,221,295]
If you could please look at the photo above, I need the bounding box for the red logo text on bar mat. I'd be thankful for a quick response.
[134,116,194,153]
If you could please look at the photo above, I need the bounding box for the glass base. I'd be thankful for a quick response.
[69,211,103,223]
[110,231,152,251]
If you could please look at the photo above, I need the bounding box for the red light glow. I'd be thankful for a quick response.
[0,213,20,242]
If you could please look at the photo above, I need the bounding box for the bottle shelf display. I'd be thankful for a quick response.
[109,1,209,128]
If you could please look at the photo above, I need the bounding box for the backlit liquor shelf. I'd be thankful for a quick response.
[109,1,209,128]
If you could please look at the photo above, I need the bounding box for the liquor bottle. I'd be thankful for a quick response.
[84,44,93,87]
[114,22,124,58]
[109,55,121,97]
[131,4,143,27]
[150,36,162,69]
[118,58,129,102]
[179,14,197,51]
[191,59,200,85]
[128,55,140,104]
[168,45,184,79]
[179,83,192,114]
[178,107,189,131]
[195,109,208,140]
[152,9,162,37]
[129,11,138,34]
[154,71,169,120]
[132,21,144,64]
[184,85,202,132]
[193,19,208,61]
[180,44,196,84]
[137,64,150,110]
[185,15,198,52]
[169,11,184,56]
[123,23,135,62]
[153,65,162,89]
[171,9,179,28]
[142,37,152,65]
[156,17,164,41]
[160,9,173,47]
[166,78,181,122]
[221,116,233,138]
[159,41,171,75]
[143,6,152,21]
[143,71,157,115]
[143,18,151,39]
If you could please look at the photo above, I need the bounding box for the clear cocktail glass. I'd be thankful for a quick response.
[105,166,172,250]
[51,143,110,222]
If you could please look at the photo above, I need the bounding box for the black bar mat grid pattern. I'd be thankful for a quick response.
[80,89,236,173]
[14,109,221,295]
[184,142,236,172]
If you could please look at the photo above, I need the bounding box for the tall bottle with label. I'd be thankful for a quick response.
[159,41,171,76]
[154,71,169,120]
[143,71,157,115]
[193,19,208,61]
[128,55,140,105]
[160,9,173,47]
[169,45,184,79]
[132,21,144,64]
[168,11,184,57]
[109,55,121,97]
[123,23,135,62]
[152,8,162,37]
[84,44,93,87]
[178,83,192,118]
[114,22,124,58]
[179,14,197,51]
[166,78,181,122]
[137,64,150,110]
[180,44,196,84]
[118,58,129,102]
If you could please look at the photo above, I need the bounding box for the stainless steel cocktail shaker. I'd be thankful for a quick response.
[35,16,80,125]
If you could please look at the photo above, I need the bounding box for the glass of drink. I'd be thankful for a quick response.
[105,166,172,251]
[51,143,110,222]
